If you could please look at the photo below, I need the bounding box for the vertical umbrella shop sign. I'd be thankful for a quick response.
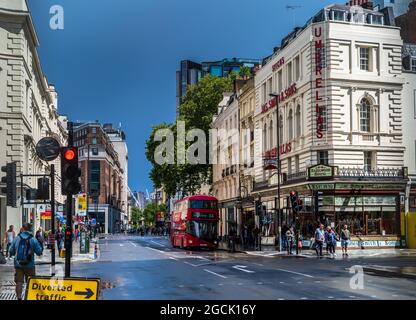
[312,21,327,144]
[77,194,87,216]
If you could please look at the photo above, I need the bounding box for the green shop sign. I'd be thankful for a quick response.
[336,183,404,190]
[308,164,336,180]
[308,183,335,190]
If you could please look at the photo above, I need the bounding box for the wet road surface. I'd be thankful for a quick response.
[67,234,416,300]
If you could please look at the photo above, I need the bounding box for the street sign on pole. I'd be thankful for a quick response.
[36,137,61,162]
[25,276,100,300]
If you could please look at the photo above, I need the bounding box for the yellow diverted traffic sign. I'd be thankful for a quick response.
[25,277,100,300]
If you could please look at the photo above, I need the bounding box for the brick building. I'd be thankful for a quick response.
[73,122,127,234]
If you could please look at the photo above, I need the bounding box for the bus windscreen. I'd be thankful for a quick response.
[186,220,218,242]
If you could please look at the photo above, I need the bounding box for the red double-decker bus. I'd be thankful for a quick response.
[171,195,219,249]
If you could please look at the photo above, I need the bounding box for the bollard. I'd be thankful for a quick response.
[93,243,98,260]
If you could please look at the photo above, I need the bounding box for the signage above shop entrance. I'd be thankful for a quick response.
[308,164,336,180]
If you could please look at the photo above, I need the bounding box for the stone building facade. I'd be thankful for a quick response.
[0,0,67,239]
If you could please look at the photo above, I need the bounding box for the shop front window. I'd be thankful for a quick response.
[366,211,381,235]
[381,211,397,235]
[337,212,365,236]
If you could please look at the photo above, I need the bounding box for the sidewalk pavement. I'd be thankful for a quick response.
[243,248,416,259]
[0,237,99,268]
[217,241,416,259]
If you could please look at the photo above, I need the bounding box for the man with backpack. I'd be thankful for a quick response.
[9,223,43,300]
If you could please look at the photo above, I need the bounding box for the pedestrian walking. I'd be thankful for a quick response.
[55,227,64,253]
[228,228,236,253]
[314,224,325,257]
[252,226,260,250]
[298,234,303,254]
[243,225,249,249]
[285,227,294,255]
[3,225,16,260]
[324,226,330,255]
[35,227,45,250]
[74,227,80,242]
[326,227,338,257]
[9,223,43,300]
[341,225,351,256]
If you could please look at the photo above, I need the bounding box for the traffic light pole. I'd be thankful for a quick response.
[64,121,74,278]
[50,164,56,276]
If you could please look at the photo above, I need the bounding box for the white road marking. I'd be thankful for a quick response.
[275,268,314,278]
[257,282,263,285]
[146,247,165,254]
[301,297,308,300]
[119,244,124,247]
[129,242,137,247]
[238,283,243,285]
[203,269,227,279]
[279,282,285,284]
[169,257,178,261]
[327,296,334,299]
[232,265,255,273]
[253,263,264,267]
[150,240,166,247]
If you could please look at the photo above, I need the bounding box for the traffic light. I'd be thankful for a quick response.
[289,190,302,214]
[26,188,38,201]
[61,147,81,195]
[314,191,324,215]
[37,178,50,200]
[1,162,17,207]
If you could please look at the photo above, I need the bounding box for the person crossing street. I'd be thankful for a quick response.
[285,226,295,255]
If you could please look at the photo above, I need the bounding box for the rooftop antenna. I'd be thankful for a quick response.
[286,5,302,28]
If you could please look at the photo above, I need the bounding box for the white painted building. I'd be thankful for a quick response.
[212,92,240,238]
[252,4,408,245]
[104,124,129,227]
[0,0,67,239]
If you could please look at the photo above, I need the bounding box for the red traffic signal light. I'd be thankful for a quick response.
[64,148,76,161]
[61,147,81,195]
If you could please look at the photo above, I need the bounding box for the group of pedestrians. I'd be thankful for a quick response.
[314,224,351,258]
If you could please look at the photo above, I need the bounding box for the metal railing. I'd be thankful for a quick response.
[337,167,406,178]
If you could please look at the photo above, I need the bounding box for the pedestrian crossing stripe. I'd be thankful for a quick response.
[25,276,100,300]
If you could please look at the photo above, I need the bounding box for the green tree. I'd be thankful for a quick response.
[143,202,167,227]
[239,66,252,80]
[131,207,143,228]
[145,75,233,197]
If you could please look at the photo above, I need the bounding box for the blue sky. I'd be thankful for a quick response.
[29,0,331,193]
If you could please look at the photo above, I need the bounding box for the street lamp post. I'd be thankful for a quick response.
[269,93,282,252]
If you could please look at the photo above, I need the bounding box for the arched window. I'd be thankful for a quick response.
[279,115,284,144]
[269,120,273,149]
[295,105,301,137]
[360,98,371,132]
[263,123,267,152]
[288,109,293,140]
